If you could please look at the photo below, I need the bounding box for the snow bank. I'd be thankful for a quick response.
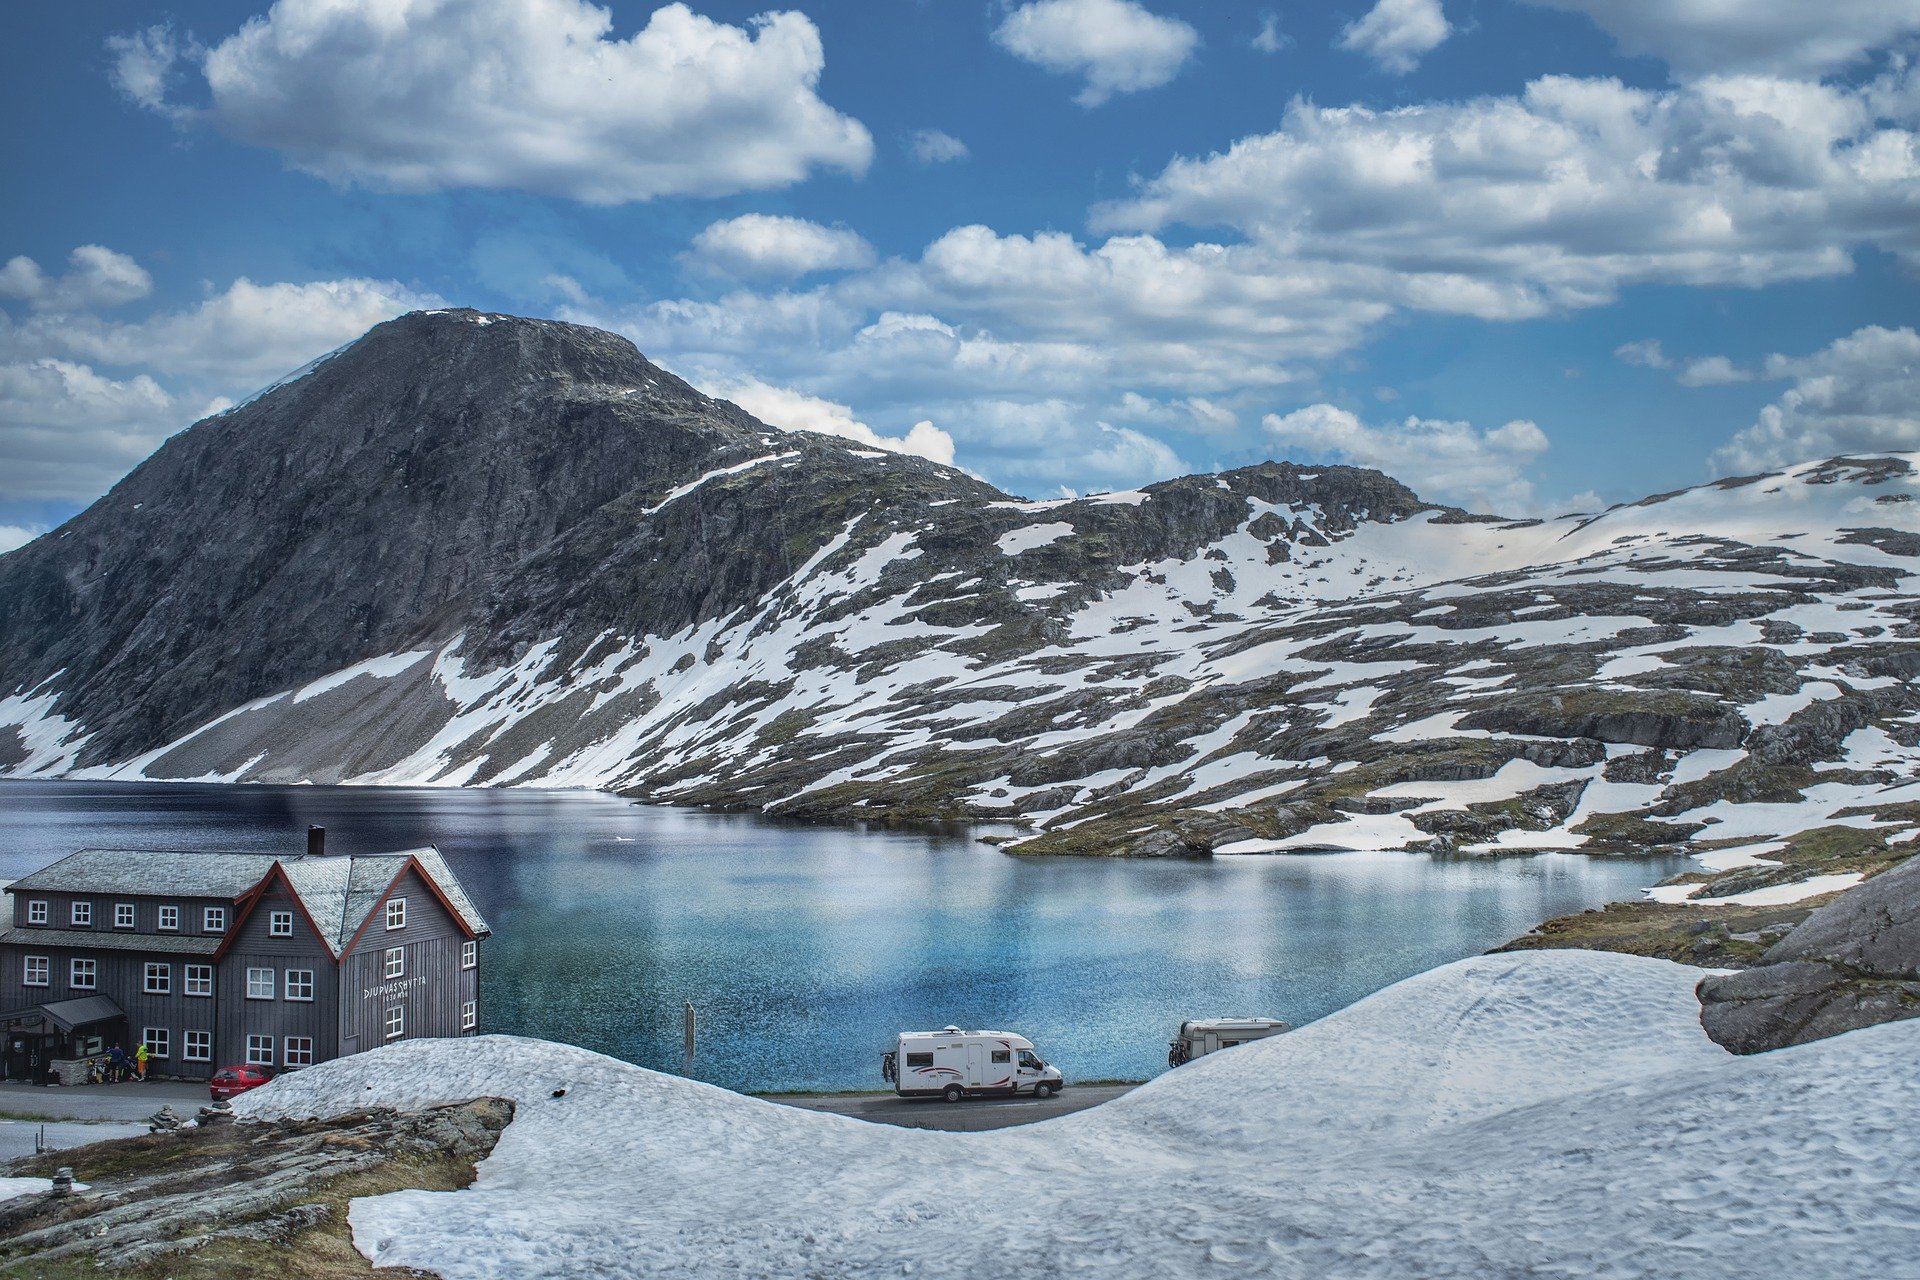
[237,950,1918,1277]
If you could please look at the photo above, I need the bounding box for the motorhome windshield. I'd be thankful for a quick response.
[1019,1051,1044,1068]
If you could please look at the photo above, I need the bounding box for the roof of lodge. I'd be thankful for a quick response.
[7,847,489,959]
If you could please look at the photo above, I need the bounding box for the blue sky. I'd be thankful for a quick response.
[3,0,1918,545]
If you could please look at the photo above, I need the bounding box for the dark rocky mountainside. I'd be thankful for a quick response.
[4,310,1920,880]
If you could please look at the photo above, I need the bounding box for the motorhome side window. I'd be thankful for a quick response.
[991,1050,1011,1064]
[905,1052,934,1068]
[1019,1050,1041,1067]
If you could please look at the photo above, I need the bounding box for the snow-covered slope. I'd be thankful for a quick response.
[4,310,1917,876]
[238,949,1916,1278]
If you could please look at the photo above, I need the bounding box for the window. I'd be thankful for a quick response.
[269,909,293,937]
[461,939,477,970]
[904,1052,933,1068]
[383,947,405,979]
[185,964,213,996]
[461,1000,477,1031]
[26,900,47,925]
[284,1037,314,1068]
[158,905,179,931]
[71,901,92,927]
[383,1005,404,1040]
[991,1049,1011,1064]
[115,902,136,929]
[183,1030,211,1062]
[246,1035,273,1066]
[70,958,96,990]
[285,969,314,1001]
[204,906,227,933]
[23,955,48,987]
[385,897,407,930]
[144,962,170,994]
[142,1028,170,1059]
[246,967,275,1000]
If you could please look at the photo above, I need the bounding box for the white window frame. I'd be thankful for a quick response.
[246,967,275,1000]
[115,902,136,929]
[70,958,96,990]
[183,1030,212,1062]
[143,1028,170,1059]
[269,909,294,937]
[23,955,48,987]
[245,1035,274,1066]
[461,1000,477,1031]
[283,1036,315,1068]
[284,969,315,1001]
[384,1005,405,1040]
[144,962,170,994]
[461,939,477,969]
[383,947,405,979]
[158,905,179,931]
[26,900,48,925]
[185,964,213,997]
[385,897,407,931]
[203,906,227,933]
[71,901,92,927]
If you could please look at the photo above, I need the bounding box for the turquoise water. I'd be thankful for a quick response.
[0,780,1687,1091]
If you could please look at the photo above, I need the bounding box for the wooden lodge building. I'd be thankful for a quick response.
[0,829,489,1082]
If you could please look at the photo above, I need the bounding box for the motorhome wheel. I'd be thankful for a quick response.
[1033,1082,1055,1100]
[943,1084,964,1103]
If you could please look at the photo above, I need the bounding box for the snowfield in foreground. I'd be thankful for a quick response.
[238,951,1914,1278]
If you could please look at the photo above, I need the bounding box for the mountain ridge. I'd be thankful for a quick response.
[4,310,1919,882]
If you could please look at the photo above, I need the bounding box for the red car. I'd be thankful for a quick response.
[208,1064,275,1101]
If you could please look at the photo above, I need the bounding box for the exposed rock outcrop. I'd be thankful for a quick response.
[1697,855,1920,1053]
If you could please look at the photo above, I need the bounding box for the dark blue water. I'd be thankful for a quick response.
[0,780,1687,1091]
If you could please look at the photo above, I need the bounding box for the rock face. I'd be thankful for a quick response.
[4,309,1920,863]
[1698,855,1920,1053]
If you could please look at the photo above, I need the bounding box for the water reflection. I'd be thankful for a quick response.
[0,780,1688,1091]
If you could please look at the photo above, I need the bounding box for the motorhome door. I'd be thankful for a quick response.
[966,1041,985,1085]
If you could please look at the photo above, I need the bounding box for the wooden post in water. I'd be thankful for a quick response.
[682,1000,696,1071]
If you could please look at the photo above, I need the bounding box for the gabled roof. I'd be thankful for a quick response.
[10,847,490,962]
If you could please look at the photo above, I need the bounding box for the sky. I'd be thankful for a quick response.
[2,0,1918,549]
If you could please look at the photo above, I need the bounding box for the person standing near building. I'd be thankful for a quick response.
[134,1040,150,1081]
[107,1043,128,1083]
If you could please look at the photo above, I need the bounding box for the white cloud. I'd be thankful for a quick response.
[1097,70,1920,312]
[1251,13,1291,55]
[1615,338,1673,369]
[993,0,1201,107]
[1675,355,1752,387]
[0,524,42,554]
[111,0,873,204]
[1264,403,1550,512]
[0,246,153,313]
[686,215,875,279]
[1519,0,1920,78]
[1712,326,1920,473]
[0,247,437,508]
[0,358,178,504]
[1109,390,1239,433]
[1338,0,1451,75]
[908,130,970,164]
[709,377,956,466]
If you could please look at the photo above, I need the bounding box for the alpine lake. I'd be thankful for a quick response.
[0,780,1689,1092]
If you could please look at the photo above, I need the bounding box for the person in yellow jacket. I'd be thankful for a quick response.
[134,1041,149,1081]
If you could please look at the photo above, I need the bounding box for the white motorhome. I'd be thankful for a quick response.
[1168,1017,1291,1067]
[883,1026,1064,1101]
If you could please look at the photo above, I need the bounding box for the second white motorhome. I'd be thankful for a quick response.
[1168,1017,1291,1067]
[882,1026,1064,1101]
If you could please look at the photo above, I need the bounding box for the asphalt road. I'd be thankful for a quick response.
[766,1084,1136,1131]
[0,1079,209,1123]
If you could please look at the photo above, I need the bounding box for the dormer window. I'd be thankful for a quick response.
[270,910,294,937]
[26,900,47,926]
[204,906,227,933]
[71,902,92,927]
[385,897,407,930]
[115,903,136,929]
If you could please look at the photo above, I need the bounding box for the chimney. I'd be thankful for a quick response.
[307,825,326,858]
